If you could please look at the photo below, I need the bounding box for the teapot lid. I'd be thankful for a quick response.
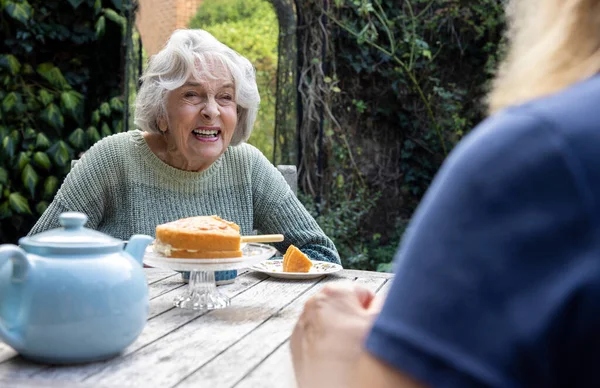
[19,212,122,255]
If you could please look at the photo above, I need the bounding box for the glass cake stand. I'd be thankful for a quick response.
[143,243,277,311]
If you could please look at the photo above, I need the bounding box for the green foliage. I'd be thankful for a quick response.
[299,184,378,270]
[190,0,270,26]
[0,0,129,242]
[297,136,407,272]
[0,54,21,74]
[189,0,278,161]
[37,63,70,90]
[329,0,504,202]
[294,0,506,270]
[5,1,33,24]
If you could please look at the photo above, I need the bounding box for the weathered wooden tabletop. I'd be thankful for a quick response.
[0,268,393,388]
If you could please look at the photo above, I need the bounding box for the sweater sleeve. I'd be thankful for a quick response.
[249,148,340,265]
[28,136,119,235]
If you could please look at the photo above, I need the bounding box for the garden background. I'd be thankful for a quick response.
[0,0,506,271]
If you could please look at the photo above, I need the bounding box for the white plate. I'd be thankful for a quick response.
[144,243,277,272]
[250,259,343,279]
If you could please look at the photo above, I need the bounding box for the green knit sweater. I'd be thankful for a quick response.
[29,130,340,264]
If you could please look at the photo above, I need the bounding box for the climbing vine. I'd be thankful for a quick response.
[0,0,137,243]
[295,0,506,269]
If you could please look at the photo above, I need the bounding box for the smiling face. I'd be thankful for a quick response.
[158,58,238,172]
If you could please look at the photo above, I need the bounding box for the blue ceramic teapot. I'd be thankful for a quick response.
[0,212,153,364]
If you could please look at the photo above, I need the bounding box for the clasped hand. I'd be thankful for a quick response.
[291,283,384,388]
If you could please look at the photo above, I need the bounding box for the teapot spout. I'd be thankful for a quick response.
[124,235,153,266]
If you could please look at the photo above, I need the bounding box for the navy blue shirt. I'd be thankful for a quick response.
[366,74,600,387]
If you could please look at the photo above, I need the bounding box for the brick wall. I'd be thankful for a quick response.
[136,0,204,57]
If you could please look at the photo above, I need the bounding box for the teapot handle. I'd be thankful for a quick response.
[0,245,32,350]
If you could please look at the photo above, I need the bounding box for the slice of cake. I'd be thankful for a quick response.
[282,245,313,273]
[154,215,242,259]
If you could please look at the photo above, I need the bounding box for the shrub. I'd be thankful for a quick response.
[294,0,506,270]
[0,0,130,243]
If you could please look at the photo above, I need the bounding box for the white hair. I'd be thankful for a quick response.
[134,29,260,145]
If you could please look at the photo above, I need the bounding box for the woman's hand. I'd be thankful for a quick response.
[290,283,384,388]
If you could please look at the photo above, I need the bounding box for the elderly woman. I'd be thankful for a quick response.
[30,29,340,284]
[291,0,600,387]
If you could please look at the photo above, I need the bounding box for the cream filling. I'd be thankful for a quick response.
[153,240,201,256]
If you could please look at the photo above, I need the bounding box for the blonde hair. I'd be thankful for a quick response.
[135,29,260,145]
[488,0,600,114]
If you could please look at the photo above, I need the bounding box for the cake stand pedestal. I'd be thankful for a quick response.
[143,243,277,311]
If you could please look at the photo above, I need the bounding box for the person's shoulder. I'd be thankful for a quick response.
[523,74,600,133]
[432,86,598,227]
[457,74,600,170]
[225,142,270,163]
[442,107,559,185]
[518,75,600,197]
[86,130,135,153]
[453,75,600,196]
[227,142,263,155]
[77,131,136,167]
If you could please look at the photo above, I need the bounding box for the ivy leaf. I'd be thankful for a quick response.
[67,0,85,9]
[111,0,122,10]
[68,128,86,149]
[35,133,51,150]
[101,122,112,137]
[93,0,102,15]
[21,164,38,198]
[35,201,48,215]
[47,140,72,167]
[2,92,23,113]
[43,176,59,200]
[23,127,36,140]
[0,167,8,185]
[33,151,51,170]
[37,63,69,90]
[95,15,106,38]
[86,126,101,144]
[38,89,54,106]
[60,90,83,122]
[40,103,65,130]
[91,110,101,125]
[0,201,12,219]
[2,131,19,159]
[109,97,124,112]
[8,192,32,214]
[22,64,33,75]
[17,151,31,171]
[5,0,33,24]
[99,101,111,117]
[0,54,21,75]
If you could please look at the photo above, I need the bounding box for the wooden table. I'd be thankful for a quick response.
[0,268,393,388]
